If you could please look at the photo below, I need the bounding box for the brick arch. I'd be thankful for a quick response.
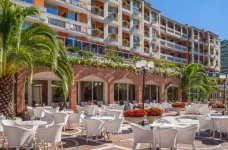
[164,77,182,89]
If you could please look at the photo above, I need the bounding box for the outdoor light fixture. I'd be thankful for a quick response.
[135,60,154,126]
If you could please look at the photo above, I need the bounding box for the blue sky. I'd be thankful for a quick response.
[148,0,227,40]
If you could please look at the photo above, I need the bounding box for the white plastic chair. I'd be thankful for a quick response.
[176,124,198,149]
[53,107,60,112]
[104,119,124,141]
[27,106,34,117]
[97,101,104,107]
[54,113,69,131]
[197,116,213,137]
[130,123,154,150]
[68,112,82,127]
[6,126,35,150]
[80,116,87,136]
[43,109,54,119]
[81,101,88,107]
[106,109,123,119]
[214,118,228,140]
[153,119,171,124]
[76,105,86,113]
[154,128,178,150]
[2,120,17,148]
[110,104,119,109]
[36,123,64,150]
[185,105,196,115]
[85,119,104,142]
[85,106,97,116]
[33,107,45,119]
[116,105,125,111]
[39,118,55,128]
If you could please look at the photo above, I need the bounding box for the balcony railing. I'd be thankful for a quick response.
[67,0,89,10]
[160,39,188,52]
[144,16,150,22]
[122,40,130,47]
[91,29,104,39]
[122,1,130,10]
[175,30,181,36]
[133,25,140,32]
[133,6,141,15]
[210,39,214,44]
[108,12,118,22]
[182,33,188,39]
[167,27,174,33]
[160,54,188,64]
[48,18,65,27]
[160,25,166,31]
[108,33,118,41]
[91,7,104,17]
[122,22,130,29]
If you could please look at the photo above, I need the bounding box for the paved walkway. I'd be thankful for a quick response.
[2,110,228,150]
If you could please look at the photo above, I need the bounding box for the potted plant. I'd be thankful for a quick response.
[144,30,149,37]
[122,0,128,9]
[146,107,163,123]
[144,47,149,53]
[154,49,158,54]
[144,13,149,18]
[212,103,227,113]
[94,6,102,15]
[172,102,186,116]
[123,20,129,28]
[123,39,129,46]
[123,109,147,124]
[95,28,102,36]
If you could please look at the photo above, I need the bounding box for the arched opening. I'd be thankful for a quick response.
[78,75,107,105]
[144,80,159,103]
[27,72,62,107]
[114,78,136,102]
[165,82,180,102]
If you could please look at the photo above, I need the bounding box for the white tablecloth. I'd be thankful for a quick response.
[16,120,47,126]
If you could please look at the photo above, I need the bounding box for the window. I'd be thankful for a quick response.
[167,87,178,102]
[45,4,58,15]
[133,19,139,30]
[68,12,75,20]
[114,83,136,101]
[21,0,33,4]
[81,81,104,102]
[144,85,158,102]
[133,36,139,47]
[109,27,116,34]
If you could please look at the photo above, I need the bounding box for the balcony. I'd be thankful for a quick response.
[91,29,104,39]
[48,18,65,27]
[144,13,150,22]
[167,27,174,33]
[122,39,130,47]
[122,1,130,13]
[108,12,118,22]
[122,20,130,29]
[160,39,188,52]
[91,6,104,17]
[160,54,188,65]
[182,33,188,39]
[144,30,149,38]
[210,39,214,44]
[175,30,181,36]
[133,25,140,35]
[133,6,142,17]
[160,25,166,32]
[108,33,118,42]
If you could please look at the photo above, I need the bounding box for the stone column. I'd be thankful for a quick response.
[107,83,114,104]
[69,81,77,112]
[136,85,142,103]
[159,84,165,102]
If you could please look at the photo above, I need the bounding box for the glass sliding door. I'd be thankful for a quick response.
[144,84,158,102]
[114,83,136,102]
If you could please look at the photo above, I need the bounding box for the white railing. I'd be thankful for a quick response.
[91,7,104,17]
[160,25,166,31]
[108,12,118,22]
[160,39,188,52]
[167,27,174,33]
[182,34,188,39]
[160,54,188,65]
[66,0,89,10]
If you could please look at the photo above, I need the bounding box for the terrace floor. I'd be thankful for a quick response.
[2,110,228,150]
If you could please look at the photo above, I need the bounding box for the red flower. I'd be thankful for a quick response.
[172,102,186,108]
[124,109,147,117]
[146,108,163,116]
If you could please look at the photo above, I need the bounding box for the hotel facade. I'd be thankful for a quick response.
[12,0,220,114]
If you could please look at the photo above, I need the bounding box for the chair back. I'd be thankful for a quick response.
[154,119,171,124]
[197,116,213,130]
[154,128,178,148]
[105,119,124,133]
[54,113,69,125]
[53,107,60,112]
[130,123,154,144]
[6,126,35,147]
[81,101,88,107]
[43,109,54,118]
[116,105,125,111]
[41,118,54,127]
[68,112,82,124]
[214,118,228,132]
[176,124,198,145]
[85,119,104,134]
[76,105,86,113]
[33,108,45,119]
[106,109,123,119]
[85,106,97,116]
[27,106,34,116]
[97,101,104,107]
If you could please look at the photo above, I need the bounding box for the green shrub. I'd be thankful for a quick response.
[110,57,124,63]
[78,50,93,59]
[68,47,79,53]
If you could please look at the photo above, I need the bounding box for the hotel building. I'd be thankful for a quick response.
[12,0,220,114]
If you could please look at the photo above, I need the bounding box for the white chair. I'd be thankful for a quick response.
[130,123,154,150]
[2,120,17,148]
[6,126,35,150]
[129,103,134,110]
[80,116,87,137]
[85,106,97,116]
[97,101,104,107]
[154,128,178,150]
[176,124,198,149]
[153,119,171,124]
[104,119,124,141]
[33,107,45,119]
[197,116,214,137]
[54,113,69,131]
[68,112,82,127]
[43,109,54,119]
[27,106,34,118]
[214,118,228,140]
[53,107,60,112]
[81,101,88,107]
[116,105,125,111]
[132,100,137,104]
[101,105,110,111]
[106,109,123,119]
[85,119,104,142]
[36,124,64,150]
[76,105,86,113]
[123,100,129,105]
[110,104,119,109]
[185,105,196,115]
[144,100,149,104]
[39,118,55,128]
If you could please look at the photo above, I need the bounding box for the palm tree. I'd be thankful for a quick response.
[182,63,217,102]
[0,0,73,115]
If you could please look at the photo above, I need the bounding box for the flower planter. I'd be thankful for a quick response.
[124,117,145,124]
[213,108,226,113]
[147,116,162,123]
[172,107,184,116]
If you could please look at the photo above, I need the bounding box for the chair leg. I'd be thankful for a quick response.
[198,129,201,137]
[81,130,83,137]
[118,133,120,141]
[192,144,195,150]
[61,142,63,149]
[220,132,222,141]
[2,137,5,148]
[133,143,137,150]
[96,134,98,143]
[54,143,57,150]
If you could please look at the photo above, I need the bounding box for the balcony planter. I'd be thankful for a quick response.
[144,47,149,53]
[123,1,128,9]
[172,102,186,116]
[144,30,149,37]
[144,13,149,18]
[95,28,102,36]
[123,39,129,46]
[123,109,147,124]
[94,6,102,15]
[123,20,129,28]
[212,103,227,113]
[154,49,158,54]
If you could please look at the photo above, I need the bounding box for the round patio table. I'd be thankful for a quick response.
[84,115,114,121]
[150,123,176,128]
[16,120,47,127]
[62,109,74,114]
